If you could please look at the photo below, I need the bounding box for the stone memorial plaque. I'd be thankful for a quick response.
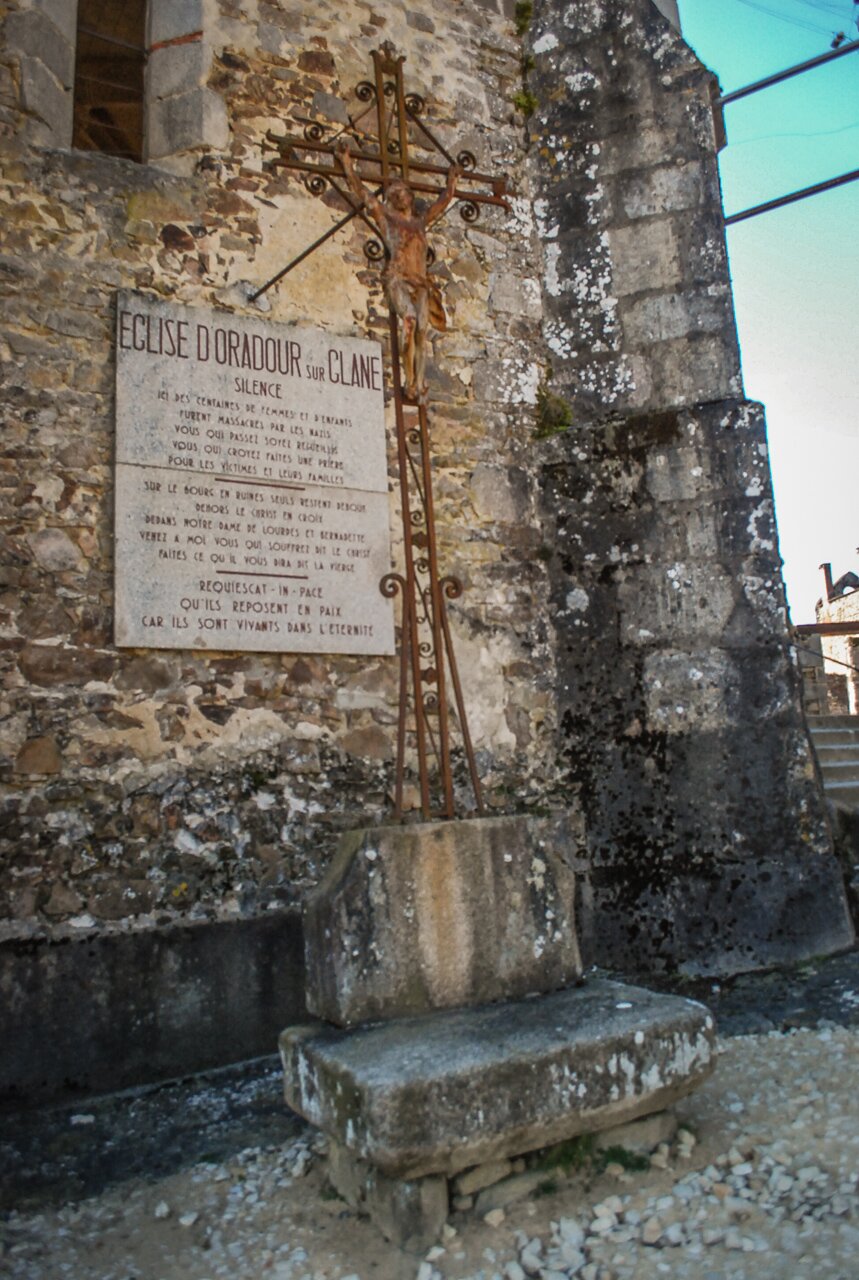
[114,291,394,655]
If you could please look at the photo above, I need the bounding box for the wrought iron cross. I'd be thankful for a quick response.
[253,42,511,821]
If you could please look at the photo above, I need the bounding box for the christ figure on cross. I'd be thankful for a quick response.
[336,140,461,403]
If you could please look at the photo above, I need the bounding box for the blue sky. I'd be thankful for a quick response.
[677,0,858,618]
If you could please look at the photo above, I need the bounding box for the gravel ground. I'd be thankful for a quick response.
[2,951,859,1280]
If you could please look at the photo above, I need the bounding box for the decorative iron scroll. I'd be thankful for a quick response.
[254,43,511,820]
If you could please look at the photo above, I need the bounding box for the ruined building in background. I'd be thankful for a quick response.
[0,0,853,1104]
[814,561,859,715]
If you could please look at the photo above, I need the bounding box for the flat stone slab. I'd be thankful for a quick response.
[303,815,583,1027]
[280,980,715,1180]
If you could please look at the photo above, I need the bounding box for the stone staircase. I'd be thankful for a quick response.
[808,715,859,810]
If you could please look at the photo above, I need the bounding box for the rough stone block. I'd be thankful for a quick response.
[146,42,208,101]
[653,334,742,406]
[645,441,716,503]
[147,0,204,47]
[470,463,529,524]
[471,354,541,404]
[280,980,716,1179]
[312,90,350,124]
[27,527,82,572]
[147,87,228,160]
[328,1139,448,1252]
[260,23,293,57]
[303,816,582,1027]
[6,11,74,86]
[593,1109,677,1155]
[259,3,303,31]
[19,56,72,146]
[454,1158,514,1196]
[620,164,703,220]
[14,735,62,775]
[600,127,684,179]
[607,220,681,297]
[30,0,77,44]
[643,649,730,735]
[474,1169,546,1214]
[618,561,735,645]
[489,270,542,318]
[623,289,730,347]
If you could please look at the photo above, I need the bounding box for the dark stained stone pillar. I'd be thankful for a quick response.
[528,0,854,971]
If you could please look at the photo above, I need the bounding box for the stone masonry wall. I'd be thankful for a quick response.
[528,0,853,972]
[0,0,561,944]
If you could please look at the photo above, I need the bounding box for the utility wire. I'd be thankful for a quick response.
[730,120,859,145]
[733,0,835,34]
[795,0,858,13]
[725,166,859,225]
[793,0,854,15]
[717,38,859,105]
[717,37,859,223]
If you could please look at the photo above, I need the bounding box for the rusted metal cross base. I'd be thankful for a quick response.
[255,43,511,820]
[381,315,483,820]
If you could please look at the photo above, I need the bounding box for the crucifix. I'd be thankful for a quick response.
[253,42,511,821]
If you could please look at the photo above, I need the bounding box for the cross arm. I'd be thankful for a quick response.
[264,131,513,211]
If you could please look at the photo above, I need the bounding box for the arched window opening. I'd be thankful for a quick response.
[73,0,147,162]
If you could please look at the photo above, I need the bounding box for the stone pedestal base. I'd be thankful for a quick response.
[282,818,716,1248]
[281,979,715,1194]
[328,1139,448,1252]
[303,815,584,1027]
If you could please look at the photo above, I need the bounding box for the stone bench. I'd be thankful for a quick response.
[281,979,714,1181]
[280,816,715,1249]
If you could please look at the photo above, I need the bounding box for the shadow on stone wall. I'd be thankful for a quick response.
[0,911,304,1107]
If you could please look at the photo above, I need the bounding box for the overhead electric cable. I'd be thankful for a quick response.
[799,0,858,12]
[717,37,859,104]
[733,0,834,33]
[792,0,854,15]
[724,167,859,224]
[731,120,859,145]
